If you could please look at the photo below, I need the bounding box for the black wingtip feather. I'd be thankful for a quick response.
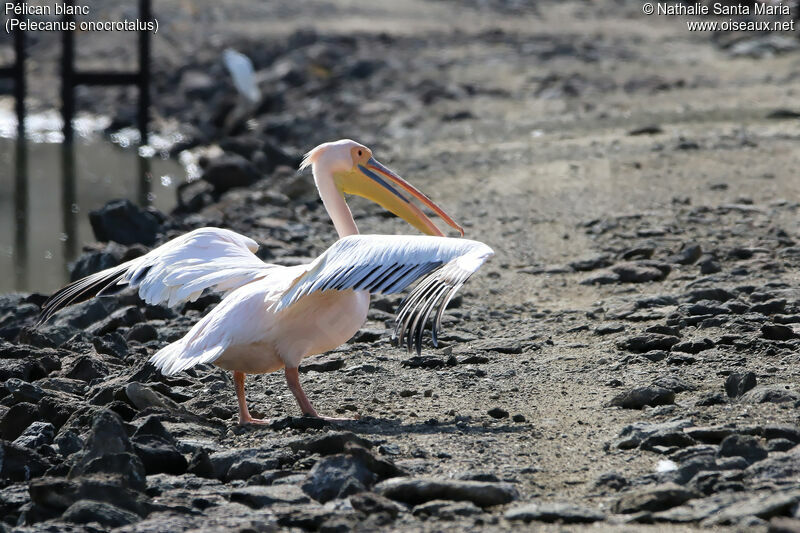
[393,257,482,357]
[394,274,456,355]
[37,267,126,326]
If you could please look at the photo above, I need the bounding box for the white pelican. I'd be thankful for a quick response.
[40,140,494,423]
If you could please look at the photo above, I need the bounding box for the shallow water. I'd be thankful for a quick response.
[0,112,185,294]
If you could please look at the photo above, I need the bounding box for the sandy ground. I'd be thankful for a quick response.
[2,1,800,531]
[207,1,800,530]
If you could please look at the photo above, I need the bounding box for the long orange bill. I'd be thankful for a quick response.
[361,157,464,236]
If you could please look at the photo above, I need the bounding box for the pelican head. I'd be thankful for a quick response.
[301,139,464,237]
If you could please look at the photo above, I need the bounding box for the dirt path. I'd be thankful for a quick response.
[223,1,800,530]
[2,1,800,531]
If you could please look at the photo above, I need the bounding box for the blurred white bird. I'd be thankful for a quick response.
[40,140,494,424]
[223,48,261,105]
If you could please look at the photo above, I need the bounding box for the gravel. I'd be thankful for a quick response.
[1,0,799,530]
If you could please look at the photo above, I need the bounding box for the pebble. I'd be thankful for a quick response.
[300,356,345,373]
[698,257,722,274]
[125,323,159,343]
[401,356,447,369]
[505,502,605,523]
[131,424,188,476]
[487,407,509,419]
[288,432,373,455]
[766,439,795,453]
[668,244,702,265]
[569,254,612,272]
[614,419,693,449]
[611,261,671,283]
[375,477,518,507]
[231,485,310,508]
[65,356,109,382]
[609,386,675,409]
[28,475,151,518]
[617,334,681,353]
[200,154,261,196]
[761,324,797,341]
[670,338,714,354]
[594,472,627,491]
[614,483,698,513]
[744,446,800,483]
[719,435,768,464]
[301,453,375,503]
[750,299,787,315]
[652,376,696,393]
[725,371,757,398]
[741,385,800,404]
[764,425,800,443]
[595,323,626,335]
[413,499,483,519]
[695,393,728,406]
[3,378,45,403]
[770,517,800,533]
[68,410,147,491]
[62,499,141,528]
[703,490,800,526]
[349,492,403,518]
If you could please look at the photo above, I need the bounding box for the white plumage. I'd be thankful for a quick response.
[43,230,491,367]
[275,234,492,310]
[40,140,494,423]
[39,228,275,321]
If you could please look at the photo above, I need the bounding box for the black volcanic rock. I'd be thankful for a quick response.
[0,402,39,441]
[89,199,163,246]
[28,475,151,517]
[719,434,768,464]
[68,410,146,491]
[617,334,681,353]
[611,261,671,283]
[609,386,675,409]
[131,417,188,475]
[375,477,518,507]
[761,323,796,341]
[62,499,141,527]
[132,434,188,476]
[613,483,697,513]
[301,453,375,503]
[506,502,605,524]
[725,372,757,398]
[200,154,262,196]
[0,441,50,482]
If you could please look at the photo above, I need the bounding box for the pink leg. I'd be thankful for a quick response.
[284,367,358,421]
[234,371,271,425]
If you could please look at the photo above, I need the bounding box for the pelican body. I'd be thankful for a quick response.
[41,140,494,423]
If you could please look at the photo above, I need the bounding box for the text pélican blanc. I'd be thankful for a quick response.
[5,3,155,32]
[6,2,88,15]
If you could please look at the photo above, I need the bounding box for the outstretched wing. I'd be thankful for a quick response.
[39,227,276,324]
[274,234,494,354]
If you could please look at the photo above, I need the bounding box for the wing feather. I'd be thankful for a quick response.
[272,234,494,354]
[39,227,276,324]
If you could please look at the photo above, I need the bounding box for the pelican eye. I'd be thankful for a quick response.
[358,150,363,156]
